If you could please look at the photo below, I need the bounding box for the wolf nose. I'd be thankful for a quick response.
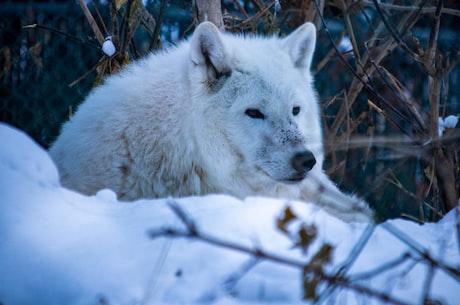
[291,151,316,173]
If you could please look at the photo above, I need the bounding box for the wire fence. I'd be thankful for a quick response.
[1,0,459,221]
[2,1,98,146]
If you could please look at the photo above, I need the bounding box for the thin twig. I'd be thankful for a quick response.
[166,199,198,235]
[78,0,105,45]
[149,201,413,305]
[110,0,120,48]
[351,252,411,281]
[313,30,344,74]
[68,56,106,87]
[368,60,425,135]
[90,0,109,36]
[384,172,424,206]
[22,24,102,53]
[148,226,306,268]
[339,0,361,62]
[370,0,434,72]
[421,261,436,304]
[149,0,166,50]
[318,223,376,304]
[382,222,460,281]
[360,1,460,17]
[313,0,412,138]
[426,0,443,67]
[233,0,249,19]
[379,66,427,131]
[326,0,424,137]
[221,257,261,295]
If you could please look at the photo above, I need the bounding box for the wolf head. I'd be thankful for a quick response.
[188,22,323,188]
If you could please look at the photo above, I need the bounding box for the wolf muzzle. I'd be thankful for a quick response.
[291,151,316,175]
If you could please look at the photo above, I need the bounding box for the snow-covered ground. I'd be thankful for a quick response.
[0,123,459,305]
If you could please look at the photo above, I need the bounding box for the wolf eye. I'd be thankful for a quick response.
[292,106,300,116]
[245,109,265,120]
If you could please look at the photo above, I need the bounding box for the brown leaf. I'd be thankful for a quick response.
[293,223,317,254]
[276,206,297,233]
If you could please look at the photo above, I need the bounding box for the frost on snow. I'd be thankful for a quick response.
[0,122,459,305]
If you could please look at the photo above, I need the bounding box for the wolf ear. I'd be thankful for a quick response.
[282,22,316,70]
[190,22,229,85]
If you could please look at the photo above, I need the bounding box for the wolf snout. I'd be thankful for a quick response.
[291,151,316,174]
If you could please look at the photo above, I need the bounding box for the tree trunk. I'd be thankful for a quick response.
[193,0,225,31]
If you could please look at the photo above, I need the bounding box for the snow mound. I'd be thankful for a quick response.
[0,124,59,188]
[0,123,459,305]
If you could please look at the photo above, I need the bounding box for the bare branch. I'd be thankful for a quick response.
[148,201,421,305]
[382,222,460,281]
[421,262,436,304]
[446,49,460,75]
[166,199,198,235]
[426,0,443,67]
[378,66,427,131]
[317,223,376,303]
[338,0,362,62]
[150,225,411,304]
[110,0,120,48]
[360,1,460,17]
[370,0,425,68]
[78,0,105,45]
[90,0,109,36]
[148,224,306,269]
[313,0,422,139]
[68,57,106,87]
[22,24,101,53]
[314,30,345,74]
[351,252,411,281]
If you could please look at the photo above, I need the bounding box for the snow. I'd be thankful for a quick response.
[0,122,459,305]
[102,36,116,57]
[443,115,459,129]
[438,115,459,136]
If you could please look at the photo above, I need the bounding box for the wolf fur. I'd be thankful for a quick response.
[49,22,372,222]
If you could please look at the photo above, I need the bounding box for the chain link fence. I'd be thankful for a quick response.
[0,0,192,146]
[2,1,98,146]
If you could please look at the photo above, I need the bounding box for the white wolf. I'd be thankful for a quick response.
[49,22,372,222]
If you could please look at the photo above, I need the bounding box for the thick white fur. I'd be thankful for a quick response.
[49,22,373,222]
